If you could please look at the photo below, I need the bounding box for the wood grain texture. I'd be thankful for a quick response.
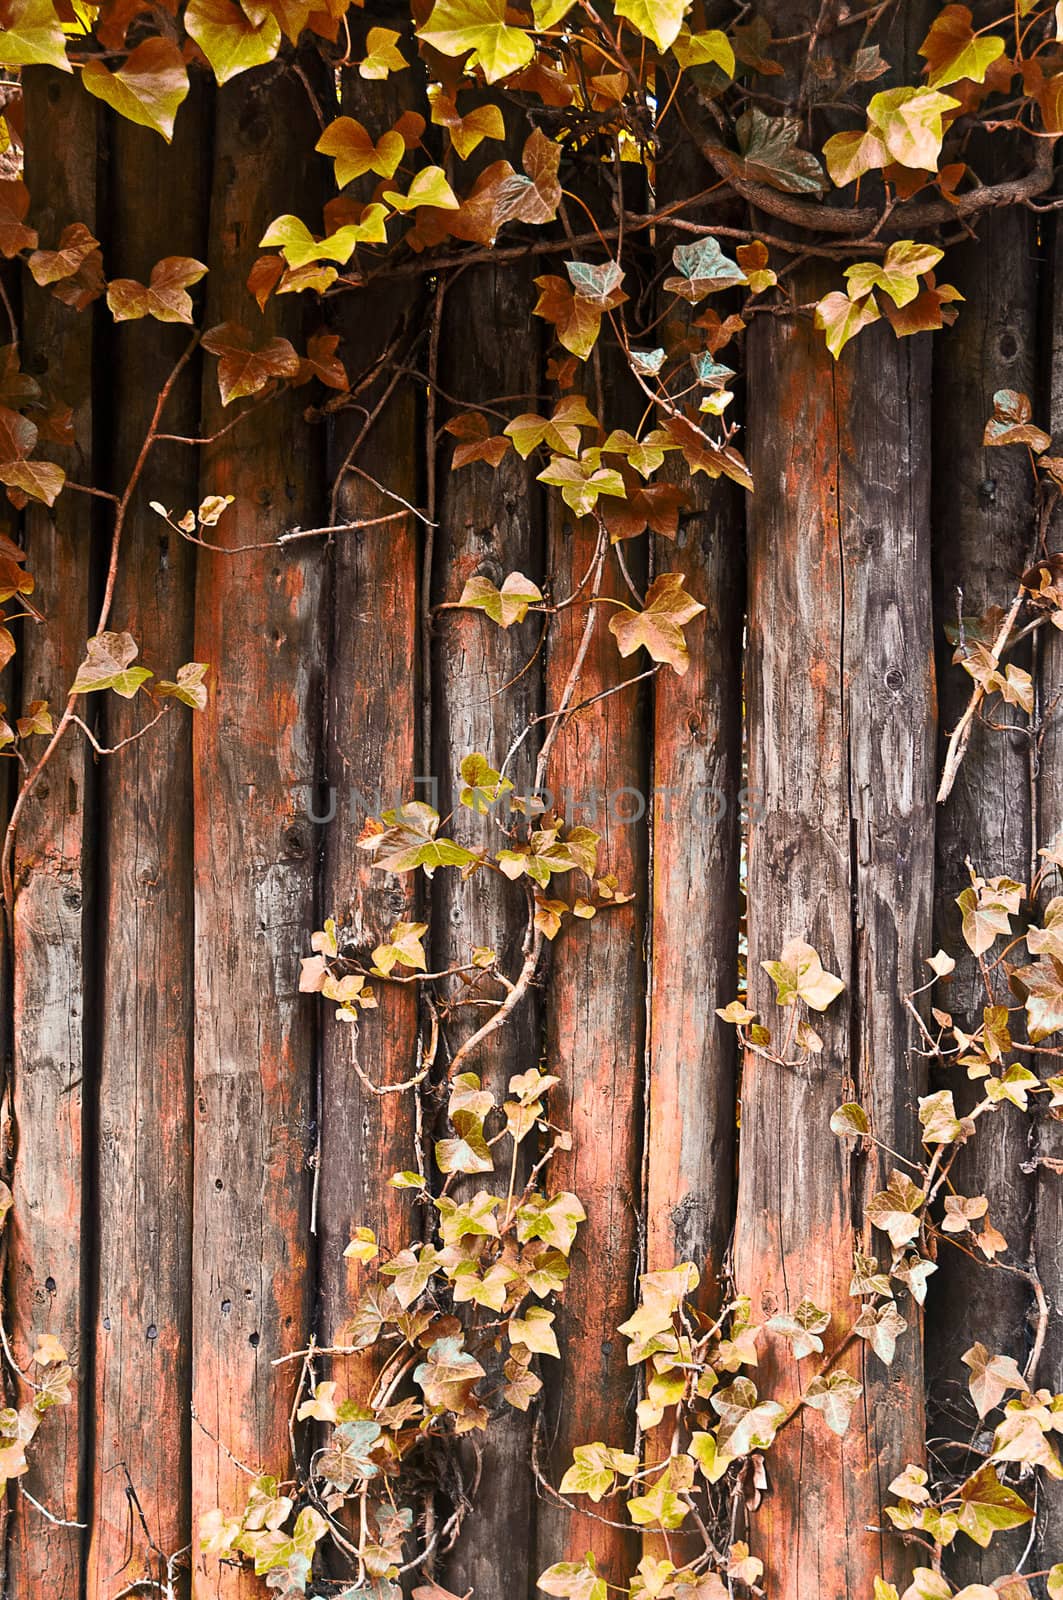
[928,199,1038,1585]
[6,68,99,1599]
[737,303,934,1599]
[317,31,424,1412]
[647,120,743,1301]
[432,243,544,1600]
[1033,208,1063,1571]
[190,65,326,1599]
[535,501,648,1590]
[86,86,211,1599]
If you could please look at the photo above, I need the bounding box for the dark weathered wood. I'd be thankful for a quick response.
[86,85,211,1600]
[318,37,423,1403]
[7,68,99,1599]
[1033,208,1063,1570]
[737,299,934,1597]
[646,117,743,1301]
[534,504,648,1590]
[928,197,1038,1585]
[431,233,544,1600]
[190,65,326,1599]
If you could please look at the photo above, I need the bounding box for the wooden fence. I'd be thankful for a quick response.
[1,55,1060,1600]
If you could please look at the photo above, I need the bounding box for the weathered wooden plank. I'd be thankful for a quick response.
[190,65,326,1599]
[86,85,211,1600]
[317,36,423,1400]
[928,198,1037,1585]
[646,118,743,1301]
[736,299,933,1597]
[535,502,648,1590]
[1032,206,1063,1570]
[6,68,99,1599]
[432,239,544,1600]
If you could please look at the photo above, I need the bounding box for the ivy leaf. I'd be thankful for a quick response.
[538,451,626,518]
[614,0,685,53]
[917,1088,965,1145]
[866,87,960,170]
[17,700,52,738]
[0,180,37,258]
[156,661,210,709]
[494,127,562,226]
[316,117,405,186]
[761,938,844,1010]
[201,322,300,405]
[259,207,389,268]
[830,1101,869,1138]
[429,88,505,160]
[672,26,735,76]
[845,241,943,309]
[558,1442,637,1502]
[371,920,428,976]
[961,1342,1027,1419]
[317,1419,382,1491]
[822,128,888,187]
[983,389,1052,452]
[803,1370,863,1435]
[185,0,281,84]
[0,459,65,506]
[866,1169,925,1248]
[626,1455,694,1529]
[538,1556,607,1600]
[854,1301,908,1364]
[81,38,190,142]
[767,1298,830,1359]
[383,167,459,213]
[919,6,1006,90]
[71,631,152,699]
[28,224,100,287]
[533,273,626,360]
[608,571,705,676]
[814,290,882,360]
[509,1306,560,1358]
[107,256,208,325]
[1010,956,1063,1042]
[361,26,407,79]
[955,1463,1033,1548]
[711,1377,785,1456]
[436,1109,494,1175]
[458,571,542,627]
[413,1335,486,1412]
[0,0,69,71]
[735,108,827,194]
[418,0,534,84]
[663,237,747,302]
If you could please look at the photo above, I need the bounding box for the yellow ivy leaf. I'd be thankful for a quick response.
[418,0,534,84]
[81,37,189,141]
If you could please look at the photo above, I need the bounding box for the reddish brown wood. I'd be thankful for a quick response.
[535,501,647,1588]
[190,65,326,1599]
[432,245,544,1600]
[317,40,423,1400]
[86,86,211,1599]
[6,68,99,1599]
[737,302,934,1598]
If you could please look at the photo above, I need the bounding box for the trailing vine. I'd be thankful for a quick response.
[0,1,1063,1597]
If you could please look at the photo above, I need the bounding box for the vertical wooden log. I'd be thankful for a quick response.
[191,67,325,1599]
[86,85,211,1599]
[928,200,1038,1584]
[1033,208,1063,1569]
[535,497,648,1588]
[646,132,743,1301]
[431,242,544,1600]
[318,43,423,1390]
[6,68,99,1598]
[737,303,933,1595]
